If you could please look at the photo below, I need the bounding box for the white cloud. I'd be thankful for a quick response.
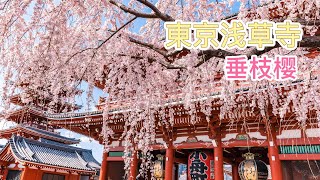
[0,120,16,130]
[57,129,77,138]
[0,139,7,145]
[80,136,92,143]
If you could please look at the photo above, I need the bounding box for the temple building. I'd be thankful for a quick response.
[0,133,100,180]
[48,97,320,180]
[0,94,101,180]
[1,4,319,180]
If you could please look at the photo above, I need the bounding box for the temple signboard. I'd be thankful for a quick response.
[236,134,250,141]
[188,150,214,180]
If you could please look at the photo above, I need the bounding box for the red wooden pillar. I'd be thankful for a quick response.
[35,169,43,179]
[99,151,108,180]
[165,143,174,180]
[129,150,138,180]
[20,166,30,180]
[267,124,283,180]
[214,133,224,180]
[232,162,240,180]
[2,168,8,180]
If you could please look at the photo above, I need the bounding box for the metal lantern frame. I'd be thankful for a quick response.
[238,152,268,180]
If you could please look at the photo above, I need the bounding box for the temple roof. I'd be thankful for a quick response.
[9,93,82,113]
[2,106,60,130]
[47,79,320,143]
[0,135,100,173]
[0,124,80,144]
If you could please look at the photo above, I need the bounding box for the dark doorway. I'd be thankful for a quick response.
[7,170,22,180]
[107,161,125,179]
[42,173,65,180]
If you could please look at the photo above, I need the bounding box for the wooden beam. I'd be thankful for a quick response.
[108,137,320,151]
[277,137,320,146]
[279,154,320,160]
[174,157,187,164]
[109,147,125,151]
[107,157,123,161]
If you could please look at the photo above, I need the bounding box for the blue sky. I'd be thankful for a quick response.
[56,82,106,162]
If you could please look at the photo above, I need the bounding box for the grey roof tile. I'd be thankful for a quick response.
[2,124,80,144]
[9,135,100,171]
[25,125,80,144]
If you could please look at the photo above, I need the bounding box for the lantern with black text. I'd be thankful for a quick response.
[188,150,214,180]
[238,153,268,180]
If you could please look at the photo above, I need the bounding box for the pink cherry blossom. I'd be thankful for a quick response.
[0,0,319,176]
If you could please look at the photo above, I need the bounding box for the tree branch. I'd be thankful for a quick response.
[148,58,186,69]
[295,19,320,26]
[63,16,137,68]
[113,53,184,70]
[136,0,175,21]
[195,49,238,67]
[128,37,188,69]
[109,0,158,19]
[246,36,320,57]
[298,36,320,47]
[97,16,137,50]
[128,37,167,56]
[0,0,10,10]
[192,36,320,68]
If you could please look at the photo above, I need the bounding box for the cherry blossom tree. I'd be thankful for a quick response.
[0,0,319,177]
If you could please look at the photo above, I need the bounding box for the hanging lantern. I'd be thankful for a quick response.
[188,150,214,180]
[154,154,164,180]
[238,153,268,180]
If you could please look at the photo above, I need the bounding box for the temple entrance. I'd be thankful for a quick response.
[103,144,320,180]
[6,170,22,180]
[150,148,235,180]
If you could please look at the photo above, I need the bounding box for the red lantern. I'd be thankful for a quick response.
[188,150,214,180]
